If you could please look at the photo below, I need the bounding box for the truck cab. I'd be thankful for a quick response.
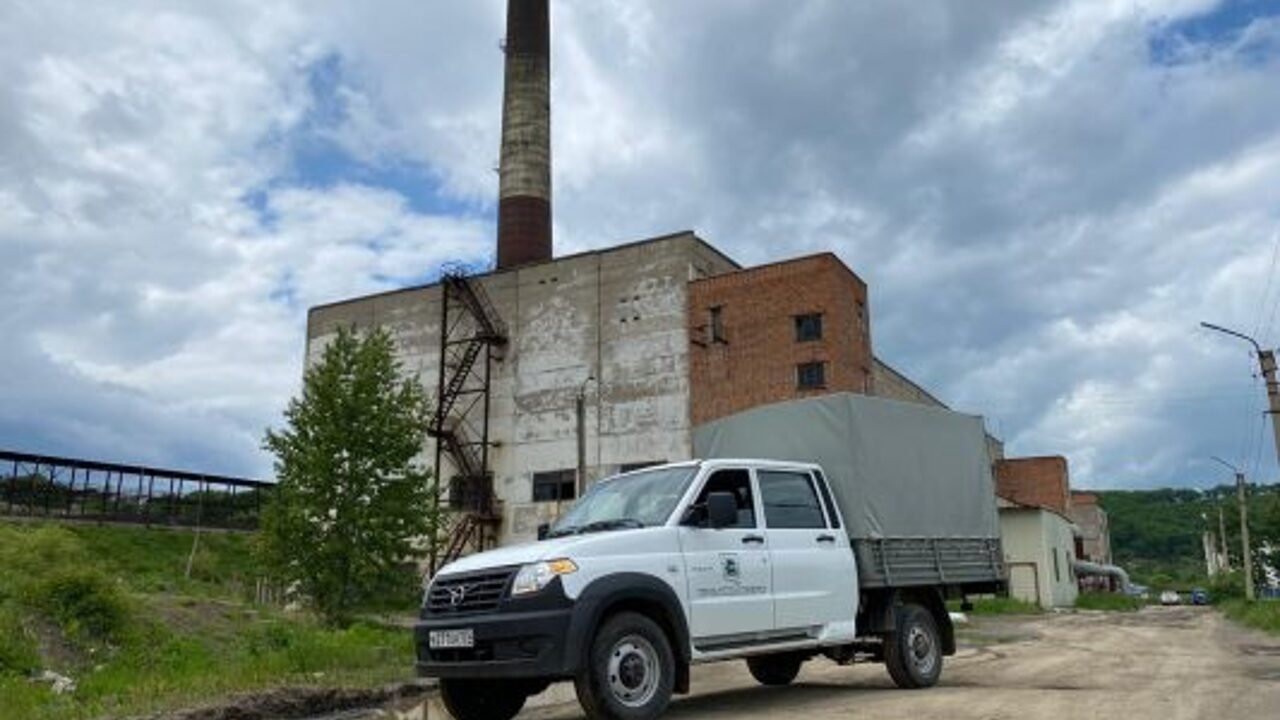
[416,459,955,720]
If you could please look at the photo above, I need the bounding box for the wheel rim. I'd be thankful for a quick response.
[607,634,661,708]
[906,625,937,677]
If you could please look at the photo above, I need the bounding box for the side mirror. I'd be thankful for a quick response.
[705,491,737,529]
[537,523,550,541]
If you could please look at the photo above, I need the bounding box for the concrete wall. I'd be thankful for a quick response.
[306,232,738,545]
[1068,492,1112,565]
[687,254,872,425]
[1000,506,1079,608]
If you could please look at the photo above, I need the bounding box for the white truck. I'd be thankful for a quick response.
[416,394,1004,720]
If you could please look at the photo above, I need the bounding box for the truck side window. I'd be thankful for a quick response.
[693,469,756,528]
[758,470,826,529]
[812,470,841,529]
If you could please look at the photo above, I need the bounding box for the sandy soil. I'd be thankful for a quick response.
[333,606,1280,720]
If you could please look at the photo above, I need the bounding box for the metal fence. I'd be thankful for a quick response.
[0,450,273,530]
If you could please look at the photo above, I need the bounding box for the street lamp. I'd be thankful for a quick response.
[1200,321,1280,470]
[1209,455,1255,601]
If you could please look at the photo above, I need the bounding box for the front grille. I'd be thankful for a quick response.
[426,566,517,615]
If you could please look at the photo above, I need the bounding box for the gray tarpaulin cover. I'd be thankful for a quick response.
[693,393,999,541]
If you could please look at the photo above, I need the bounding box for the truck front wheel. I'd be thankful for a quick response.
[575,611,675,720]
[884,603,943,689]
[746,653,803,686]
[439,678,528,720]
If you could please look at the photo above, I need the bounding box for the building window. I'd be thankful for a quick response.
[1053,548,1061,583]
[797,362,826,390]
[795,313,823,342]
[855,301,867,340]
[620,461,665,473]
[532,470,576,503]
[709,306,726,344]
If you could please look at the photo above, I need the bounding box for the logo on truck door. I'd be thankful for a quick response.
[692,553,766,598]
[722,555,740,581]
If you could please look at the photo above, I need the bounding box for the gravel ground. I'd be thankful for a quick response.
[320,606,1280,720]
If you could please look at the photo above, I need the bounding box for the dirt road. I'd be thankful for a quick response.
[346,607,1280,720]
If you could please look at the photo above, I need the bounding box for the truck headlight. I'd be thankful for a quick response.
[511,558,578,596]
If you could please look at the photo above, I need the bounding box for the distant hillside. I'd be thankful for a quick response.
[1094,483,1280,587]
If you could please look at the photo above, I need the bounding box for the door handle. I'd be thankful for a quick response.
[816,534,836,543]
[742,535,765,545]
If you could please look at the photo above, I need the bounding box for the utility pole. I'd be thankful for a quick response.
[1211,456,1255,601]
[575,375,595,500]
[1200,322,1280,470]
[1218,505,1230,570]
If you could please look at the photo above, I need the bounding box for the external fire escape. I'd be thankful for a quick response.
[428,268,507,574]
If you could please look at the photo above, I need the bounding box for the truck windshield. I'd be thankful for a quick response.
[547,466,697,537]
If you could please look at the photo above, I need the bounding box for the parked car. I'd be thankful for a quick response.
[416,396,1006,720]
[1190,588,1209,605]
[1160,590,1181,605]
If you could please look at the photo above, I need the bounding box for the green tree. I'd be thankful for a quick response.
[262,326,437,625]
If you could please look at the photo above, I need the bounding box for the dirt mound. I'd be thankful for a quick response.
[136,681,433,720]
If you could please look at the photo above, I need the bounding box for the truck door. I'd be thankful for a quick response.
[757,468,857,635]
[677,467,774,644]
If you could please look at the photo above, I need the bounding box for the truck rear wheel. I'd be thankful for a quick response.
[575,611,675,720]
[439,678,527,720]
[884,603,942,689]
[746,653,803,686]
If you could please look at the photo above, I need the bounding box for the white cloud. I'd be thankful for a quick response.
[2,0,1279,490]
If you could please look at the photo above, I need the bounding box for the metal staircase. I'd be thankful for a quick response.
[429,268,507,575]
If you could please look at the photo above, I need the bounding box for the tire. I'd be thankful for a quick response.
[884,603,943,689]
[746,653,803,686]
[439,678,528,720]
[575,611,676,720]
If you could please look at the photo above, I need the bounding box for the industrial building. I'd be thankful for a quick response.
[995,456,1080,607]
[304,0,1000,568]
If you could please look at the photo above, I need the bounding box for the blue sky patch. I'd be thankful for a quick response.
[1149,0,1280,65]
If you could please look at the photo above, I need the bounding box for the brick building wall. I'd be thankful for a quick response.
[687,253,872,425]
[995,456,1071,514]
[1068,491,1112,564]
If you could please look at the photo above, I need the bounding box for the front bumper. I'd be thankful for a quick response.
[415,579,575,679]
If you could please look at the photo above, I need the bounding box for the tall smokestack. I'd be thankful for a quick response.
[496,0,552,269]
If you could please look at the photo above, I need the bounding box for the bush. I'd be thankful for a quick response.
[1220,599,1280,635]
[31,569,131,641]
[0,603,39,676]
[1076,591,1144,612]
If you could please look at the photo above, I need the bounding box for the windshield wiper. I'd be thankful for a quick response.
[546,518,644,538]
[580,518,645,534]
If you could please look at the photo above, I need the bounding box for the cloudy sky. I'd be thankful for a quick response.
[2,0,1279,489]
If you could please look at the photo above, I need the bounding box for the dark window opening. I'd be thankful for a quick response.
[692,469,756,528]
[532,470,576,503]
[758,470,826,529]
[709,306,726,344]
[1053,548,1061,583]
[797,362,826,390]
[795,313,823,342]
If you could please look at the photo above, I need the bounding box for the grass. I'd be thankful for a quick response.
[946,596,1042,615]
[1220,598,1280,636]
[1075,591,1146,612]
[0,521,417,720]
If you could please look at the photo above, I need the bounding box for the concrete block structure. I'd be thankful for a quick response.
[308,232,740,546]
[998,497,1080,608]
[1068,491,1112,565]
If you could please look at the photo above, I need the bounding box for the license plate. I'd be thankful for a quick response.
[429,629,474,649]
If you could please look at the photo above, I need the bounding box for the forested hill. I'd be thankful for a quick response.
[1094,483,1280,586]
